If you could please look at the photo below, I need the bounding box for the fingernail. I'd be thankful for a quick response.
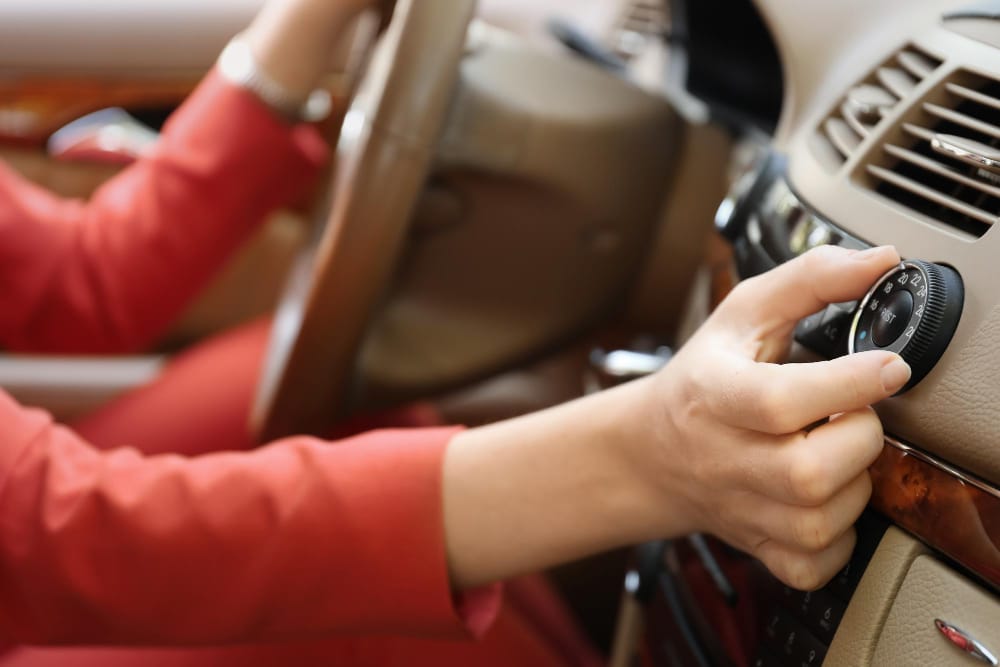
[880,356,912,393]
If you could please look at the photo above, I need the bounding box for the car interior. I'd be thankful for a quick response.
[2,0,1000,665]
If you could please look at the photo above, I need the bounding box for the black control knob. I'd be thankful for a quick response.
[849,260,963,393]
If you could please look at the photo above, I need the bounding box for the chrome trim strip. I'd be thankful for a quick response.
[884,434,1000,501]
[931,133,1000,173]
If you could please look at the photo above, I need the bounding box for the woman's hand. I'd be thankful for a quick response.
[242,0,382,103]
[444,245,907,591]
[634,244,908,590]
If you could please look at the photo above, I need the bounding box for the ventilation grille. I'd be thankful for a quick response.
[817,47,943,166]
[867,70,1000,238]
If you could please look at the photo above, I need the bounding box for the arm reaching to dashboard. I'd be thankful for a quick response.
[0,246,906,645]
[445,244,910,591]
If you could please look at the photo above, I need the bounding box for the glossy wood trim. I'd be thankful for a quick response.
[870,438,1000,590]
[0,78,197,145]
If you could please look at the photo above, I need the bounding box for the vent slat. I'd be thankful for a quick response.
[815,46,940,168]
[902,123,937,143]
[924,102,1000,141]
[898,50,938,79]
[945,82,1000,112]
[841,101,873,137]
[847,84,897,113]
[868,66,998,238]
[884,143,1000,198]
[824,117,862,157]
[868,165,998,226]
[877,66,918,98]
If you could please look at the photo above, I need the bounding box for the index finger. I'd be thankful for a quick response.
[718,245,901,331]
[709,350,910,434]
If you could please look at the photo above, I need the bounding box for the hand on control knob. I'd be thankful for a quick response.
[637,245,910,590]
[850,259,963,393]
[443,246,909,592]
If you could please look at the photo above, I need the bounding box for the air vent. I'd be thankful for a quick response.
[816,47,943,166]
[867,70,1000,238]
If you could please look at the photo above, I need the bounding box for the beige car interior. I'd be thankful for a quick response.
[6,0,1000,664]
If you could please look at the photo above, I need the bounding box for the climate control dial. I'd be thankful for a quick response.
[849,260,963,393]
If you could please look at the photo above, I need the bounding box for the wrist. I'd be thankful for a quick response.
[442,378,694,588]
[218,35,332,123]
[609,376,704,540]
[242,0,363,102]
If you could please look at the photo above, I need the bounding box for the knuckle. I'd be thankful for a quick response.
[846,367,869,408]
[843,469,874,509]
[787,449,831,505]
[728,277,760,305]
[793,507,836,551]
[755,384,796,433]
[841,408,885,461]
[801,244,840,271]
[716,281,753,318]
[784,555,825,592]
[677,366,712,422]
[865,409,886,444]
[798,246,843,302]
[686,363,714,402]
[857,472,874,505]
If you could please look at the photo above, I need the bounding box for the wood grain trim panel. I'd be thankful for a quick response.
[870,438,1000,590]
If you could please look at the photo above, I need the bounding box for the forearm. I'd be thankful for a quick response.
[443,377,677,589]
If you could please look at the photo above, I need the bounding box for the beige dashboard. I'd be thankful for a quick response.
[697,2,1000,664]
[752,0,1000,485]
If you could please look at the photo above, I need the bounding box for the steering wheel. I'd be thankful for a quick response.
[250,0,475,442]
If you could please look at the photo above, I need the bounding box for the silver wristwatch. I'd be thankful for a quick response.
[217,36,332,123]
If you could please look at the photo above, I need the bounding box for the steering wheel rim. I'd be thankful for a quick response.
[251,0,475,442]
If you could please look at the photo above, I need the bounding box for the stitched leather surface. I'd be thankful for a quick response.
[825,528,926,667]
[871,555,1000,665]
[881,304,1000,485]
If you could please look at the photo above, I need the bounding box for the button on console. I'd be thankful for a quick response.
[849,260,964,393]
[870,288,913,347]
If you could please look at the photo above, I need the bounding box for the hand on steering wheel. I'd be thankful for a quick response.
[251,0,475,442]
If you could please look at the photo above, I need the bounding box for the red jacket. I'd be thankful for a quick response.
[0,71,497,646]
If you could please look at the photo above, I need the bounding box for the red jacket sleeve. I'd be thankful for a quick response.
[0,69,327,354]
[0,391,498,645]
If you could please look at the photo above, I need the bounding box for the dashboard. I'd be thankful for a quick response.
[775,5,1000,486]
[630,1,1000,666]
